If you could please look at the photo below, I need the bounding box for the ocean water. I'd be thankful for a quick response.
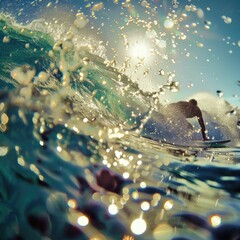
[0,3,240,240]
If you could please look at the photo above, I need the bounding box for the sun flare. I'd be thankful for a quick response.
[129,41,151,61]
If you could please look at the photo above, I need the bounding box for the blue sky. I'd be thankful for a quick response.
[1,0,240,106]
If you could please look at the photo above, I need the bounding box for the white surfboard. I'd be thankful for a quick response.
[192,139,231,147]
[142,135,231,148]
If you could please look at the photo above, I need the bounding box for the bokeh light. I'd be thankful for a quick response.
[77,215,89,227]
[130,217,147,235]
[210,215,222,227]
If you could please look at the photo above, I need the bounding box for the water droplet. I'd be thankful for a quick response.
[228,109,236,115]
[185,5,191,12]
[159,69,165,76]
[17,156,25,166]
[108,203,118,215]
[82,57,90,65]
[164,200,174,210]
[169,81,179,92]
[216,90,223,97]
[1,113,9,124]
[210,215,221,227]
[0,146,8,156]
[156,39,166,48]
[164,19,174,29]
[74,13,89,29]
[11,65,36,85]
[141,201,150,211]
[77,215,89,226]
[237,120,240,129]
[92,2,104,12]
[67,199,77,209]
[38,71,49,82]
[123,172,130,179]
[172,0,178,8]
[46,2,52,8]
[222,16,232,24]
[141,0,150,8]
[197,8,204,18]
[197,42,204,48]
[2,36,10,43]
[140,181,147,188]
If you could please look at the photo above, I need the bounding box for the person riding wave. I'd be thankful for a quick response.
[166,99,208,140]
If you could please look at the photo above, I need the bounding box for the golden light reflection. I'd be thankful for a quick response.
[122,187,129,195]
[123,193,130,201]
[141,201,150,211]
[130,41,149,59]
[130,217,147,235]
[151,199,158,207]
[1,113,9,124]
[210,215,221,227]
[67,199,77,209]
[17,156,25,166]
[122,235,135,240]
[153,223,173,240]
[0,124,7,132]
[153,193,161,201]
[56,146,62,152]
[90,237,105,240]
[123,172,130,179]
[108,203,118,215]
[140,181,147,188]
[164,200,173,210]
[132,191,139,199]
[0,146,8,156]
[30,164,40,175]
[0,103,5,111]
[137,160,142,165]
[77,215,89,226]
[92,193,99,202]
[39,175,44,181]
[164,18,174,29]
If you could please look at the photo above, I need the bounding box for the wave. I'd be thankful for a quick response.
[191,92,240,144]
[0,13,239,146]
[0,13,152,139]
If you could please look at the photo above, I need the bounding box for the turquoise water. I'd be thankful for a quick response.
[0,13,240,240]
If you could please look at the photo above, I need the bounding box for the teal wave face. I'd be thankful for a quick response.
[0,14,156,131]
[0,15,54,88]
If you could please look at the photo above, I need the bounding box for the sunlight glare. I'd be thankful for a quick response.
[131,217,147,235]
[129,41,150,60]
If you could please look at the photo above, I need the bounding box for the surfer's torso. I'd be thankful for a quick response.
[167,101,202,119]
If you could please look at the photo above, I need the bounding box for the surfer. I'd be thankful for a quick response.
[166,99,208,140]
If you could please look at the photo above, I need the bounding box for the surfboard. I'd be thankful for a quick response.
[142,135,231,148]
[192,139,231,147]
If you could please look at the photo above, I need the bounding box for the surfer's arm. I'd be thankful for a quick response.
[196,111,207,140]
